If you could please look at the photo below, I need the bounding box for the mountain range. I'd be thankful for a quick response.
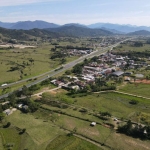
[1,20,150,34]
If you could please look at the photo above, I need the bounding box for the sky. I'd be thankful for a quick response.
[1,0,150,26]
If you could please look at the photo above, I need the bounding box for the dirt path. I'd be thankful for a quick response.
[32,86,61,97]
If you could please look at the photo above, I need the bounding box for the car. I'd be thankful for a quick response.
[114,118,118,121]
[1,83,7,87]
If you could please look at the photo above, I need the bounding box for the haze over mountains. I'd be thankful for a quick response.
[1,20,150,34]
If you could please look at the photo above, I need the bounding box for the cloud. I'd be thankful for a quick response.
[0,0,70,7]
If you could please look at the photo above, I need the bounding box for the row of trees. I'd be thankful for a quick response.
[118,120,150,140]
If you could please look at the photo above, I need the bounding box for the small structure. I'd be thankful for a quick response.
[111,71,124,77]
[22,105,29,110]
[3,109,11,115]
[17,104,23,109]
[114,118,118,121]
[124,77,130,81]
[135,74,144,79]
[90,122,96,126]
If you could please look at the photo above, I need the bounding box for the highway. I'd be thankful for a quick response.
[0,38,129,99]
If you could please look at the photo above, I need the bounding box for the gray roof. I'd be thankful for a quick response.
[112,71,124,77]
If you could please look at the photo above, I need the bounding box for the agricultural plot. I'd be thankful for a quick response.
[119,83,150,98]
[114,43,150,52]
[43,91,150,124]
[46,135,101,150]
[0,41,83,84]
[0,128,36,150]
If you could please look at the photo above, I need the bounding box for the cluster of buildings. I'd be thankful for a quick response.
[68,49,93,56]
[51,51,147,91]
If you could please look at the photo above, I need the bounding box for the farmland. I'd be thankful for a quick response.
[119,83,150,98]
[1,110,101,150]
[0,38,92,85]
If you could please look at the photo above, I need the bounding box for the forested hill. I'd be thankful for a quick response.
[0,27,64,41]
[45,25,113,37]
[127,30,150,36]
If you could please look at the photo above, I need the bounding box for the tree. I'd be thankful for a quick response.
[0,113,5,122]
[72,64,83,74]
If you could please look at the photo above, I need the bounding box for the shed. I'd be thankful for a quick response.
[90,122,96,126]
[111,71,124,77]
[3,109,11,115]
[135,74,144,78]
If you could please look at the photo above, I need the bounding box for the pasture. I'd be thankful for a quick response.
[43,91,150,124]
[0,42,80,84]
[119,83,150,98]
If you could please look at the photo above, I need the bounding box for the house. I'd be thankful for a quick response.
[124,77,131,81]
[17,104,23,109]
[111,71,124,77]
[22,105,29,110]
[3,109,11,115]
[135,74,144,79]
[50,79,57,84]
[90,122,96,126]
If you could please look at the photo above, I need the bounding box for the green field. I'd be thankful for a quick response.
[2,110,102,150]
[119,83,150,98]
[43,91,150,124]
[0,128,36,150]
[2,106,150,150]
[115,43,150,52]
[46,135,101,150]
[0,42,79,84]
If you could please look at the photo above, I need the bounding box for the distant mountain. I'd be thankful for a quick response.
[45,25,113,37]
[101,27,124,34]
[0,20,59,30]
[63,23,87,28]
[88,23,150,33]
[1,20,150,34]
[0,21,15,29]
[128,30,150,36]
[10,20,60,30]
[0,27,64,41]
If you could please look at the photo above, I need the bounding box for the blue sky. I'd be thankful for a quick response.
[1,0,150,26]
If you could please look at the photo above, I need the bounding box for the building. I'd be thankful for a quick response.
[111,71,124,77]
[90,122,96,126]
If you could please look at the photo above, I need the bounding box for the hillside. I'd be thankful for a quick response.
[0,20,59,30]
[128,30,150,35]
[88,23,150,33]
[0,27,64,41]
[45,25,113,37]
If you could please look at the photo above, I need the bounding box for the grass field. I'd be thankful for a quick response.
[119,83,150,98]
[0,127,36,150]
[5,111,64,150]
[46,135,101,150]
[0,42,79,84]
[115,43,150,52]
[43,91,150,124]
[38,107,150,150]
[3,107,150,150]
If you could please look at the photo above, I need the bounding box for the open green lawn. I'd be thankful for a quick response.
[46,135,101,150]
[6,110,64,150]
[44,91,150,123]
[0,43,79,84]
[115,43,150,52]
[47,110,150,150]
[0,128,36,150]
[119,83,150,98]
[3,108,150,150]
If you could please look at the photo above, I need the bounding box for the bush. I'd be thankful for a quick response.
[129,100,139,105]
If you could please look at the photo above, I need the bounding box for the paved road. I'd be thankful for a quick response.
[0,38,130,99]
